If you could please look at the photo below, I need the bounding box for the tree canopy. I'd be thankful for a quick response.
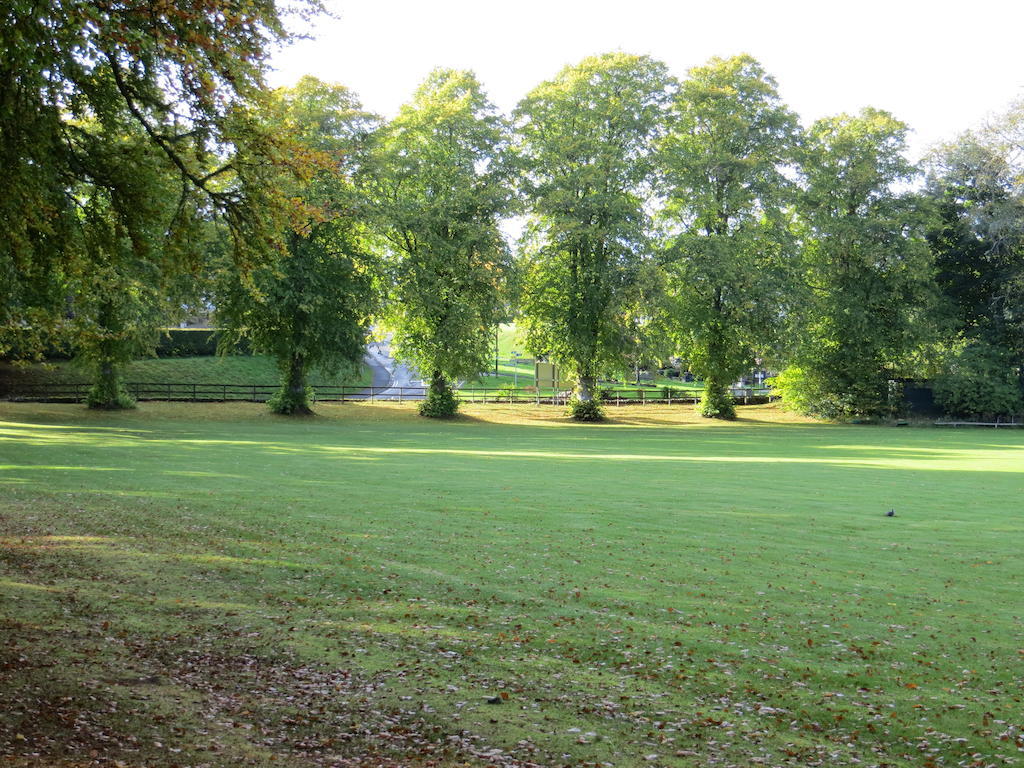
[215,76,380,415]
[5,24,1021,422]
[777,109,937,419]
[659,54,799,418]
[368,69,513,417]
[1,0,315,357]
[513,53,674,414]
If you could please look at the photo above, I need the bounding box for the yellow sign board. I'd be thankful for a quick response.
[534,362,572,390]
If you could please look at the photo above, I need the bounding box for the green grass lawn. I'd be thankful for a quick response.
[1,402,1022,767]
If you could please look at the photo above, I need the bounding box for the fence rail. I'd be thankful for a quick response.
[2,381,775,406]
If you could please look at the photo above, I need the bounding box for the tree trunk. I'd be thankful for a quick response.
[271,353,313,414]
[699,321,736,420]
[429,370,449,400]
[86,300,134,410]
[576,374,596,402]
[86,357,133,410]
[699,375,735,420]
[419,369,457,417]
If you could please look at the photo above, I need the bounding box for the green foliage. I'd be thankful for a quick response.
[418,373,459,418]
[698,378,736,419]
[0,0,310,359]
[268,383,316,416]
[216,78,380,416]
[787,109,938,420]
[157,329,223,357]
[84,362,136,410]
[62,125,207,408]
[925,103,1024,398]
[769,365,890,421]
[659,55,799,419]
[934,342,1024,417]
[766,367,815,414]
[513,53,674,399]
[369,70,512,392]
[566,396,605,422]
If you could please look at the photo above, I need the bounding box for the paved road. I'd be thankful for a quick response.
[356,340,424,400]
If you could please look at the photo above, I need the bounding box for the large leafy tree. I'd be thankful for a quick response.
[67,119,208,408]
[512,53,674,415]
[925,105,1024,412]
[368,69,512,418]
[216,77,379,415]
[781,109,937,419]
[1,0,313,358]
[658,55,799,419]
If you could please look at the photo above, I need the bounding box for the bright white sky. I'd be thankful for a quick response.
[268,0,1024,161]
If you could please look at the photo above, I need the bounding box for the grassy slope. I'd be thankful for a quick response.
[0,355,375,392]
[1,402,1023,767]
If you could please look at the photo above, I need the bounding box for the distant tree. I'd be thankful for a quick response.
[216,78,379,415]
[368,69,513,418]
[780,109,937,419]
[933,340,1024,418]
[925,105,1024,402]
[658,54,800,419]
[513,53,674,418]
[1,0,315,359]
[621,261,672,385]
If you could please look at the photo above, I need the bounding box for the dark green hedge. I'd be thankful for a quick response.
[157,329,224,357]
[3,328,251,362]
[155,329,252,357]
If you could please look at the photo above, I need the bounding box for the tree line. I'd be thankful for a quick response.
[3,3,1022,420]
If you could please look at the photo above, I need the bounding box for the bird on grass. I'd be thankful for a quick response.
[886,509,895,517]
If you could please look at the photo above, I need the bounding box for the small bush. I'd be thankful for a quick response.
[268,386,315,415]
[86,375,136,410]
[699,386,736,420]
[419,384,458,418]
[567,397,605,422]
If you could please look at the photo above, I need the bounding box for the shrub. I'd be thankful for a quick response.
[419,383,458,418]
[156,329,252,357]
[567,397,604,422]
[934,342,1023,418]
[699,384,735,419]
[268,386,315,415]
[768,365,889,421]
[85,375,136,410]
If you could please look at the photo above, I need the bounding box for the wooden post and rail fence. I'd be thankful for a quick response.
[1,381,776,406]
